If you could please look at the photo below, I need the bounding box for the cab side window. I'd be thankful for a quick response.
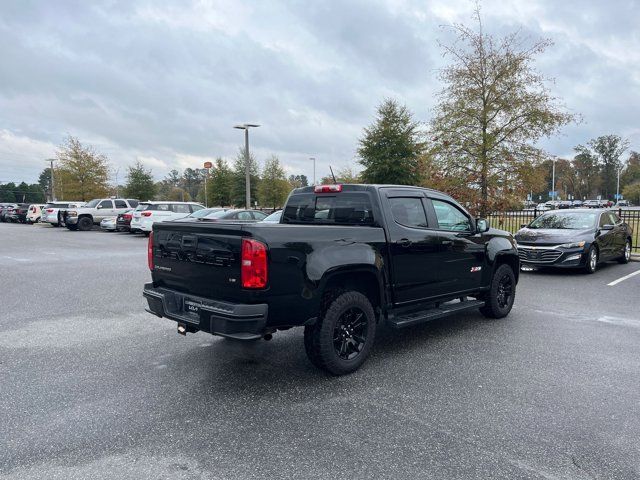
[432,200,471,231]
[389,197,428,228]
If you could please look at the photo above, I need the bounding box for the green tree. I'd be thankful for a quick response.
[288,174,309,188]
[123,161,156,201]
[572,148,602,199]
[320,166,362,184]
[206,158,233,207]
[0,183,16,202]
[622,182,640,205]
[358,99,423,185]
[56,136,110,201]
[428,7,577,214]
[231,148,260,207]
[258,155,290,209]
[182,168,204,200]
[621,151,640,190]
[579,135,629,200]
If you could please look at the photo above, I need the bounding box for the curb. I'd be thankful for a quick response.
[631,254,640,262]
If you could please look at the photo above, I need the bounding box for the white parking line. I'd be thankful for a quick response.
[607,269,640,286]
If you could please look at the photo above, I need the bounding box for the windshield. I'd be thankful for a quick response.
[190,208,223,218]
[262,210,282,222]
[528,212,597,230]
[205,209,232,219]
[85,199,100,208]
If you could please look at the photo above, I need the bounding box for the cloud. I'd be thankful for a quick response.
[0,0,639,185]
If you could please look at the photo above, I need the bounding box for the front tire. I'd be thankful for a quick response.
[304,291,376,375]
[480,264,516,319]
[584,246,598,274]
[618,240,631,264]
[77,217,93,231]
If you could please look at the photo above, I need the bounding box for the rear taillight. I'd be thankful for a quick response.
[46,209,54,213]
[124,214,132,220]
[142,211,152,217]
[147,232,154,271]
[314,184,342,193]
[241,238,268,289]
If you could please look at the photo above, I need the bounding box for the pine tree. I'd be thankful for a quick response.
[231,148,260,207]
[358,99,423,185]
[207,158,233,207]
[123,161,156,201]
[258,155,290,210]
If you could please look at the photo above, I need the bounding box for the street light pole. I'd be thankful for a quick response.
[233,124,260,209]
[551,157,557,201]
[310,157,316,185]
[616,165,621,203]
[46,158,56,201]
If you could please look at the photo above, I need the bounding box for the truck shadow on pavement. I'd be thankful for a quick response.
[166,310,498,398]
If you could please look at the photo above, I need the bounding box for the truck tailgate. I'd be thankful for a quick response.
[151,220,249,301]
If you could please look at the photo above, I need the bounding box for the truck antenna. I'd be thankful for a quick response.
[329,166,337,184]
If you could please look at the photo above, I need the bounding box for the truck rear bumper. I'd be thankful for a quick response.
[143,283,268,340]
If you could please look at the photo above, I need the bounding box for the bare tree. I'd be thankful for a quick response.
[428,4,577,214]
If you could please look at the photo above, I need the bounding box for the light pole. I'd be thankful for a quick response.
[114,167,120,197]
[46,158,56,201]
[616,164,622,203]
[233,124,260,208]
[551,157,557,201]
[309,157,316,185]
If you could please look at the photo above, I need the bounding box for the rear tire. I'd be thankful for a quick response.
[584,246,598,274]
[78,217,93,231]
[303,291,376,375]
[67,224,78,231]
[618,240,631,264]
[480,264,516,319]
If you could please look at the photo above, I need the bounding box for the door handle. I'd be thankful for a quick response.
[441,240,454,246]
[397,238,412,247]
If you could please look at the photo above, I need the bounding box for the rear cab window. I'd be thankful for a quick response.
[283,192,374,225]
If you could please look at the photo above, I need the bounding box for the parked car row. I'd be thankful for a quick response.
[2,197,278,237]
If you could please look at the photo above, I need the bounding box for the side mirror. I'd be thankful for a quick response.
[96,205,102,209]
[476,218,490,233]
[520,223,528,229]
[601,224,614,231]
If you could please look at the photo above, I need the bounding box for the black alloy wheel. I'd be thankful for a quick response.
[496,274,513,309]
[480,263,516,319]
[332,307,368,361]
[304,290,377,375]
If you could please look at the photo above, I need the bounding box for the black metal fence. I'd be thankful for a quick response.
[487,208,640,253]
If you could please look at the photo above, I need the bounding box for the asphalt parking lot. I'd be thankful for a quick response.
[1,223,639,480]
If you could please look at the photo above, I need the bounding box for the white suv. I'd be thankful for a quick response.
[41,201,85,227]
[64,198,139,231]
[130,201,205,235]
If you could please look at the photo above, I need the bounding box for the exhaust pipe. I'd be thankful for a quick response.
[177,324,187,336]
[263,333,273,341]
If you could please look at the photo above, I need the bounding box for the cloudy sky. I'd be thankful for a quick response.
[1,0,639,185]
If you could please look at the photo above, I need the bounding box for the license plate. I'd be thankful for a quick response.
[184,300,201,315]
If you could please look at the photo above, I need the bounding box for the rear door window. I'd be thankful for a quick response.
[171,204,191,214]
[389,197,428,228]
[99,200,113,209]
[237,211,253,220]
[114,200,127,208]
[283,193,374,224]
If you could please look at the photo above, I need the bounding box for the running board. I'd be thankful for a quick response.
[387,299,485,329]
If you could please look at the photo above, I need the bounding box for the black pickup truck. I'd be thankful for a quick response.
[144,184,519,375]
